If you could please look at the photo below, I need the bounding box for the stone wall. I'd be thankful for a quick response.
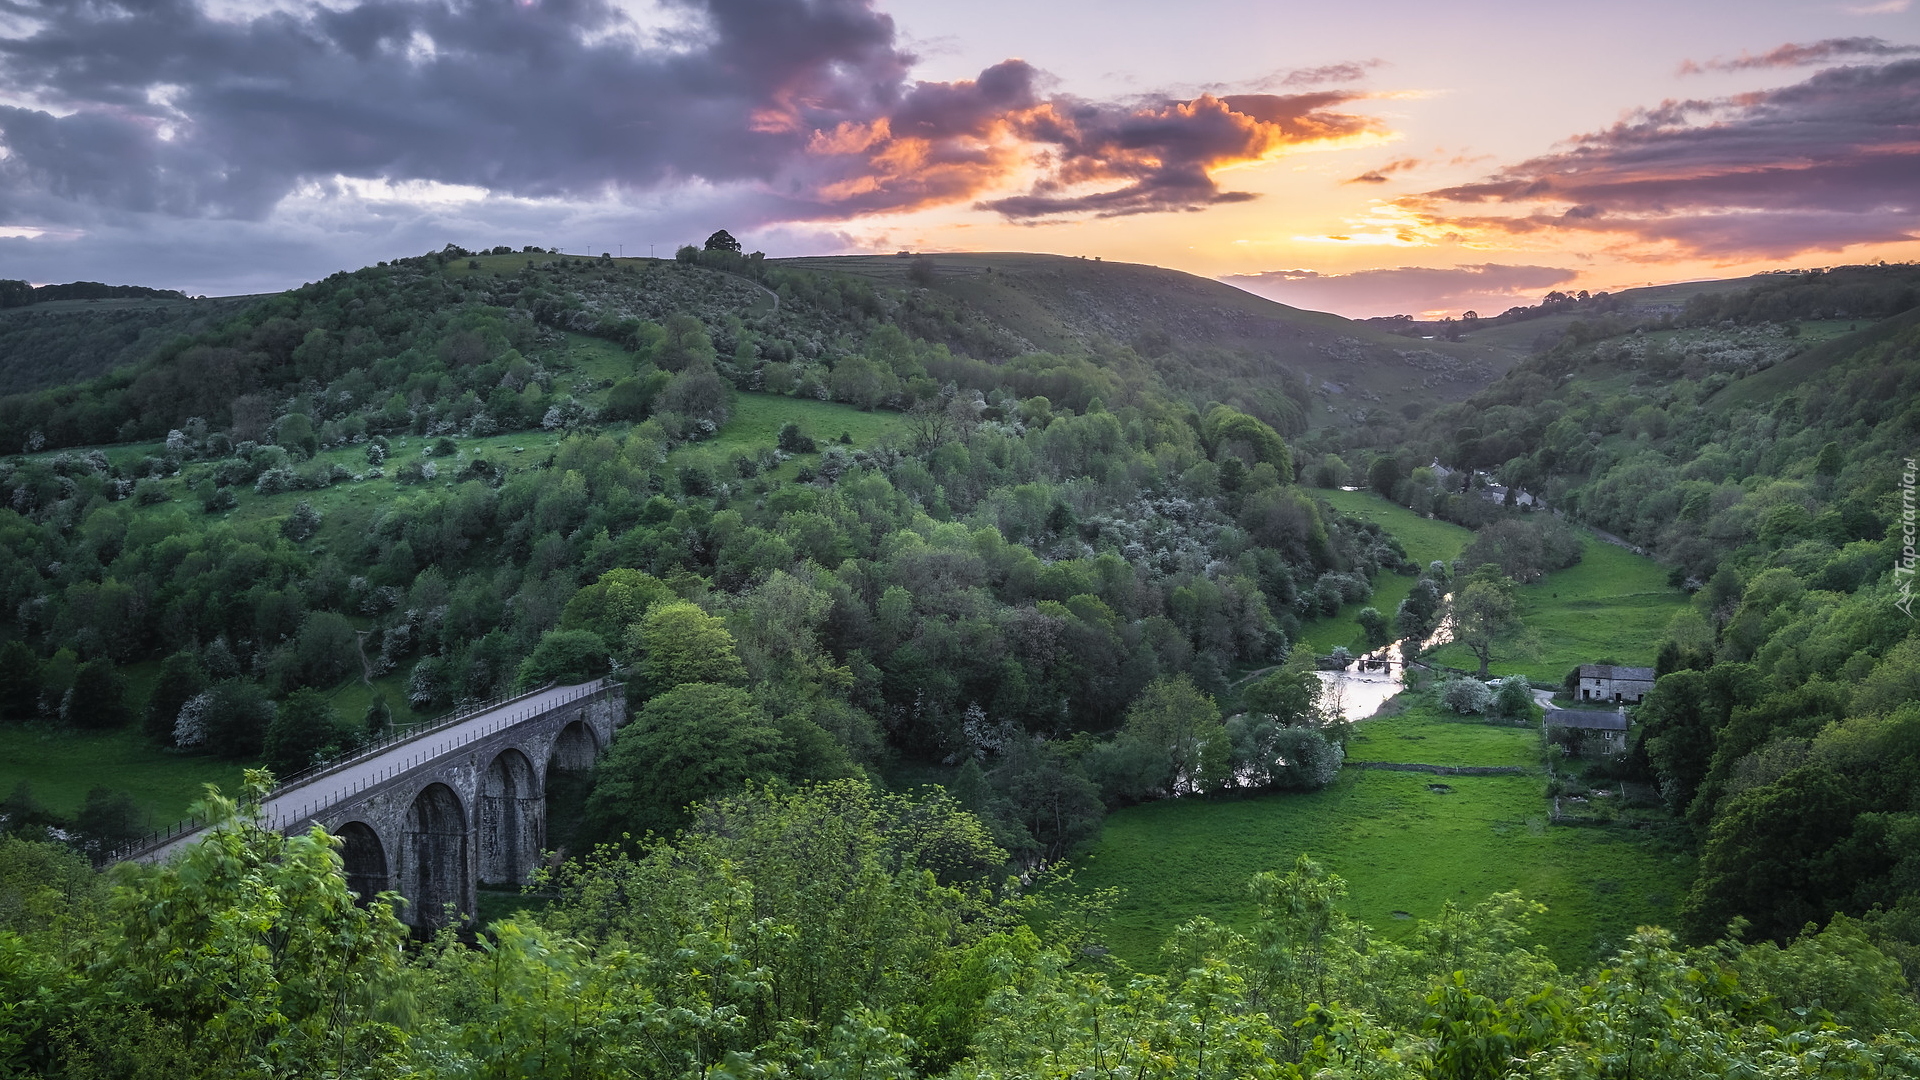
[300,684,623,929]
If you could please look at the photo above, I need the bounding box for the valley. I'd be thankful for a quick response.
[0,247,1915,1076]
[4,0,1918,1071]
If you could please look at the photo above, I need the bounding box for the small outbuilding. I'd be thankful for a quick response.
[1575,663,1655,704]
[1545,708,1629,755]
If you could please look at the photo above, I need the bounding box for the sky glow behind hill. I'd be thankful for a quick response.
[1,0,1916,314]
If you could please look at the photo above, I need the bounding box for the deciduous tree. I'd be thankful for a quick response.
[262,687,351,776]
[583,682,790,839]
[1119,674,1227,796]
[1443,568,1521,678]
[629,600,746,695]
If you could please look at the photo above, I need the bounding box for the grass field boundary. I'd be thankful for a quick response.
[1347,762,1527,776]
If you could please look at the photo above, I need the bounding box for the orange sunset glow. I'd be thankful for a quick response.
[0,0,1913,308]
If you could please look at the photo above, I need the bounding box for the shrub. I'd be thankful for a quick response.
[1356,607,1391,650]
[407,657,451,710]
[1495,674,1535,719]
[254,467,297,495]
[64,658,132,729]
[1271,727,1345,790]
[1440,679,1494,715]
[290,611,359,688]
[262,688,355,777]
[175,679,275,758]
[74,787,144,854]
[515,629,611,690]
[281,501,322,542]
[776,421,817,453]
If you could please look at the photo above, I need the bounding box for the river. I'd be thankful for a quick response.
[1312,594,1457,722]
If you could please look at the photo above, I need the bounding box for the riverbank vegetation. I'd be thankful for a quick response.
[1303,262,1920,960]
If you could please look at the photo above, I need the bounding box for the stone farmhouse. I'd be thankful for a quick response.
[1545,708,1630,755]
[1575,663,1655,704]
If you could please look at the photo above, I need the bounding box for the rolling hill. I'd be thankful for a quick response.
[786,252,1515,419]
[0,294,258,396]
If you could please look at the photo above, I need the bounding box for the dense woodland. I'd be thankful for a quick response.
[0,294,250,397]
[1309,263,1920,969]
[1,251,1918,1077]
[0,242,1364,864]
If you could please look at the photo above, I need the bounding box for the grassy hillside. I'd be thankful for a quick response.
[1426,534,1690,682]
[64,388,907,529]
[785,252,1517,417]
[1314,489,1474,566]
[4,381,911,833]
[1454,276,1767,356]
[0,725,247,826]
[1707,305,1920,411]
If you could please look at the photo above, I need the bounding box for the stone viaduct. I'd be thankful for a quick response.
[135,678,624,930]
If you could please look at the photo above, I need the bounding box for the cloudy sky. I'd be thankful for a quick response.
[2,0,1915,315]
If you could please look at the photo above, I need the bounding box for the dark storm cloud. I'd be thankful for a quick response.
[1222,264,1576,319]
[1401,58,1920,258]
[0,0,915,220]
[1678,37,1920,75]
[779,58,1044,216]
[0,0,1392,229]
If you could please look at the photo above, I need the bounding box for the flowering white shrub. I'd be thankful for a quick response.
[173,691,211,748]
[1441,678,1494,715]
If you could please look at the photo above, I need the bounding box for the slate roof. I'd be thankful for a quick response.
[1577,664,1655,682]
[1546,708,1628,731]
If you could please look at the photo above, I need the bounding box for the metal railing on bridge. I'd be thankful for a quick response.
[99,677,613,866]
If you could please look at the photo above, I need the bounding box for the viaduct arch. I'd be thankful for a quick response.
[132,679,623,932]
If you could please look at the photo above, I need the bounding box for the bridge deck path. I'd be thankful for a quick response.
[140,679,610,863]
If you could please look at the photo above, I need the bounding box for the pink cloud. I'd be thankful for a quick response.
[1678,37,1918,75]
[1401,58,1920,259]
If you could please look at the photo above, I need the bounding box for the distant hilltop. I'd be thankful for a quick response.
[0,279,191,307]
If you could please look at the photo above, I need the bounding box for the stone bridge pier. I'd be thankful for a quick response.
[286,682,623,930]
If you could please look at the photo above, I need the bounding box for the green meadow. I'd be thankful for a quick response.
[1066,684,1689,974]
[700,391,906,480]
[1345,695,1542,769]
[1427,534,1690,681]
[0,724,248,828]
[1295,486,1688,681]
